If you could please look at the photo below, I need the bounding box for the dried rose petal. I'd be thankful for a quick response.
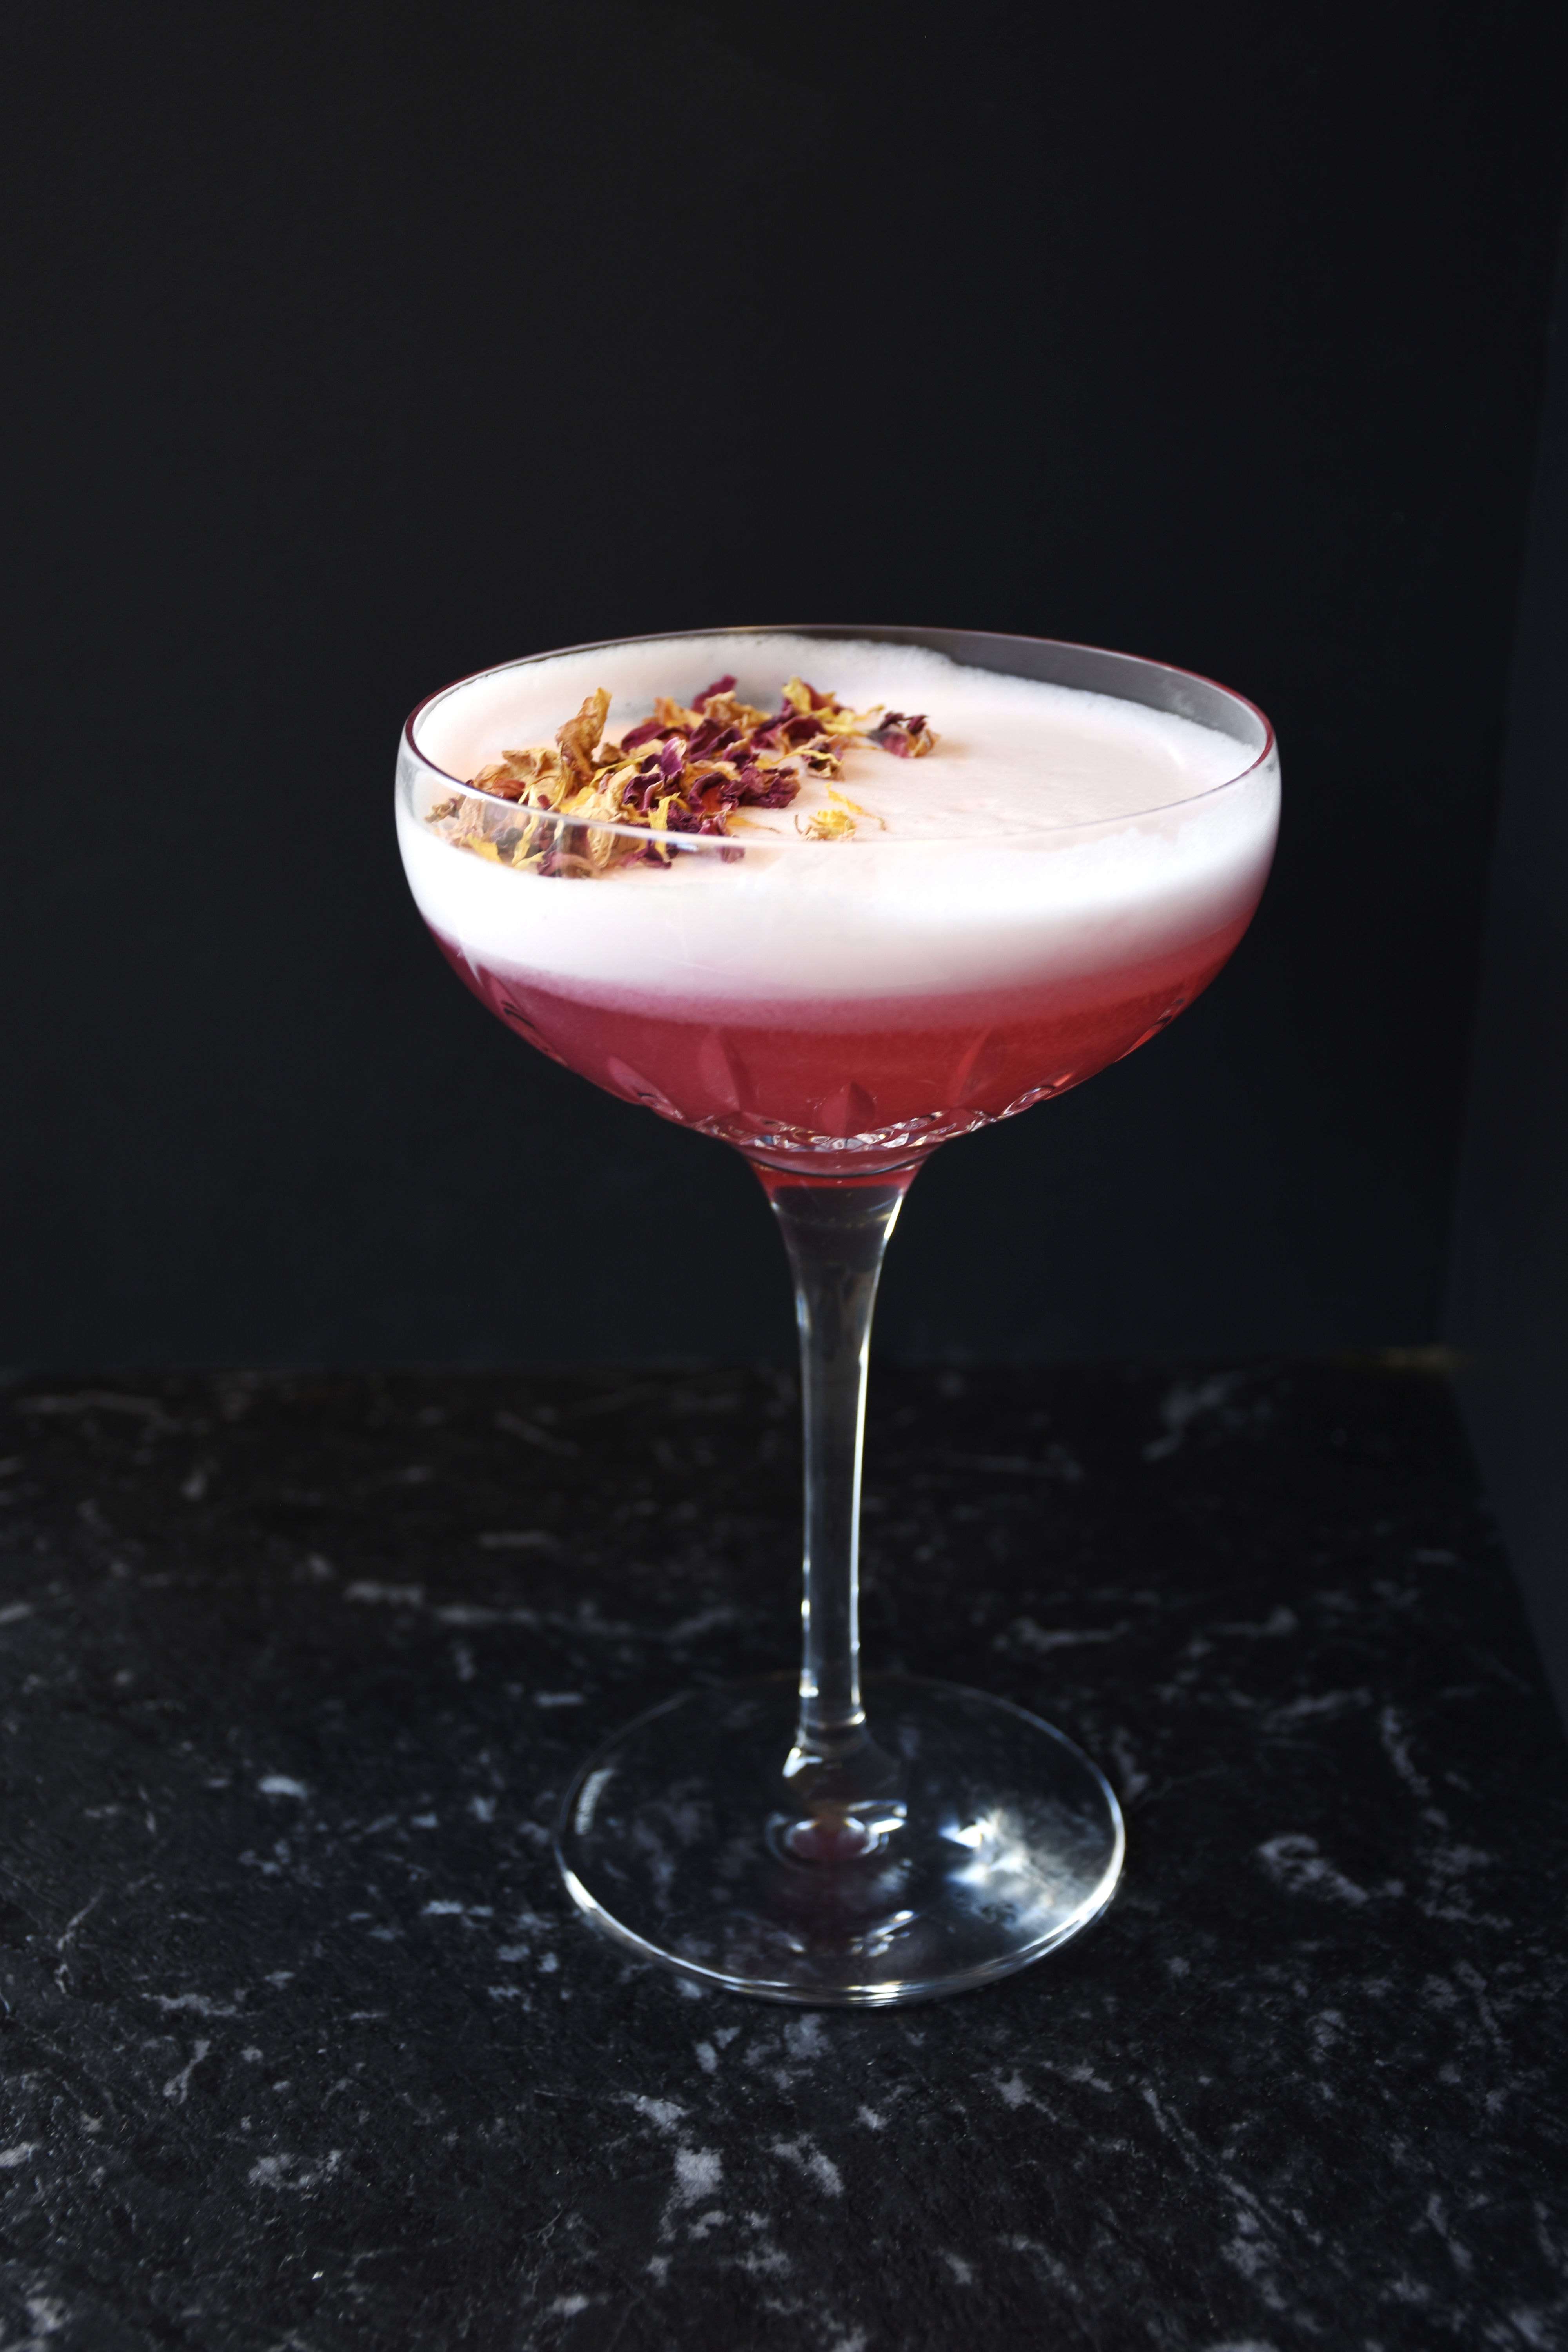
[870,711,936,759]
[438,669,939,871]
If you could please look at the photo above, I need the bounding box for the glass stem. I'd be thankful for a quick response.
[756,1169,918,1777]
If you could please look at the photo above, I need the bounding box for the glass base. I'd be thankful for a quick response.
[554,1673,1125,2007]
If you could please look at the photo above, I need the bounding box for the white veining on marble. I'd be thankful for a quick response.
[1142,1372,1245,1460]
[162,2040,212,2104]
[771,2139,843,2198]
[247,2150,343,2192]
[1257,1833,1399,1905]
[996,1617,1129,1656]
[674,2147,723,2203]
[629,2094,686,2131]
[148,1991,244,2017]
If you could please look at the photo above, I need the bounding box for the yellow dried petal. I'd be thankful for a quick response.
[815,701,884,737]
[555,688,611,788]
[700,691,771,732]
[799,806,858,840]
[825,784,884,829]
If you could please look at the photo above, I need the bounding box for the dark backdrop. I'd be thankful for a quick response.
[4,1,1565,1370]
[1450,214,1568,1708]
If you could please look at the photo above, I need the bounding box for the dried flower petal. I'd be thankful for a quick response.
[430,670,939,873]
[797,784,884,842]
[555,689,612,790]
[799,805,858,841]
[870,711,936,759]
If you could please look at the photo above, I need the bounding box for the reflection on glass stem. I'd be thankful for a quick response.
[759,1167,919,1863]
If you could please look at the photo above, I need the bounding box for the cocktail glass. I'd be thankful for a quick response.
[396,625,1279,2005]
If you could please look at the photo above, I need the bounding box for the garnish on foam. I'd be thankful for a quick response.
[426,675,936,877]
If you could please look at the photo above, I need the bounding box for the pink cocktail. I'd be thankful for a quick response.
[397,625,1279,2003]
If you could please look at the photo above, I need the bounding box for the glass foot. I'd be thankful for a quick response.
[555,1673,1125,2007]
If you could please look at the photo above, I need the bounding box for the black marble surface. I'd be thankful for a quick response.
[0,1360,1564,2351]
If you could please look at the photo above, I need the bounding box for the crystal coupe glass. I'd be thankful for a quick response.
[396,625,1279,2004]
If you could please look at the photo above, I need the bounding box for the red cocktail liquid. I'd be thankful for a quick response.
[432,907,1250,1174]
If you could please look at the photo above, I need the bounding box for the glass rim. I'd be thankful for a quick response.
[401,622,1278,850]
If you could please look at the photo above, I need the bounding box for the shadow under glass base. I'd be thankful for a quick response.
[555,1673,1125,2007]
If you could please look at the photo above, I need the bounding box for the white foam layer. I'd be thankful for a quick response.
[397,634,1279,1005]
[413,632,1251,838]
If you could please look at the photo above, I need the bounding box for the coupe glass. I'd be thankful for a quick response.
[396,625,1279,2005]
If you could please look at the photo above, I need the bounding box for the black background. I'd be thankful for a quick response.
[5,0,1566,1371]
